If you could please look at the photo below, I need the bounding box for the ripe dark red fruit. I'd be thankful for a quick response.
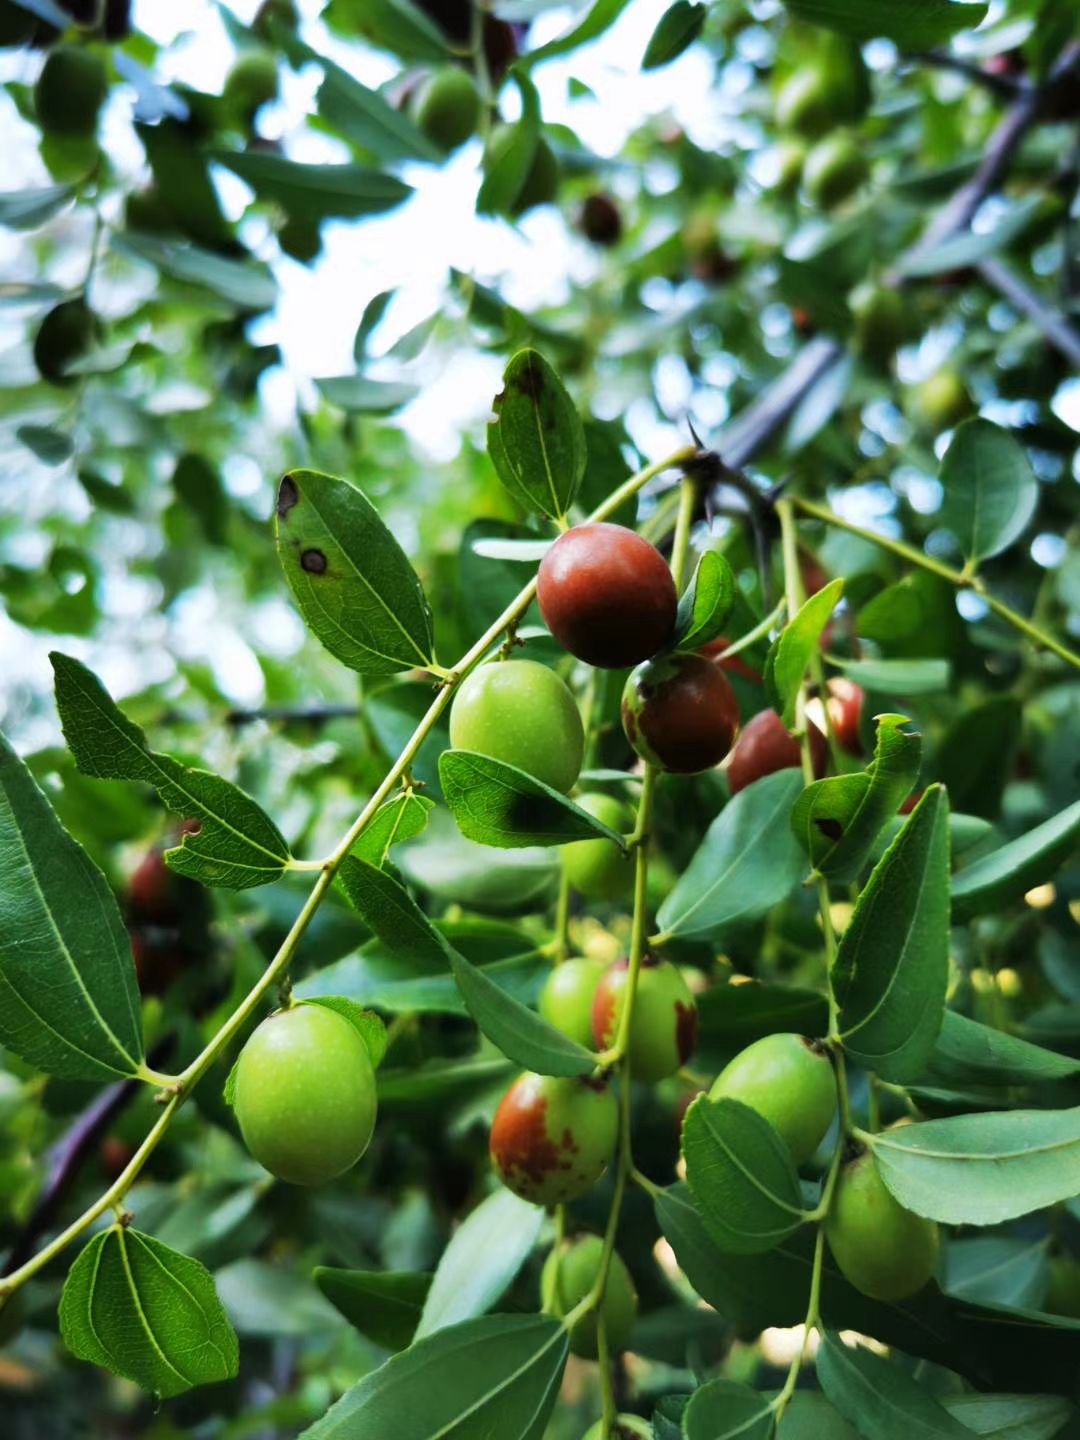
[579,192,622,246]
[827,678,864,755]
[726,708,826,796]
[130,929,186,996]
[899,788,924,815]
[621,653,739,774]
[538,523,677,669]
[699,634,763,685]
[100,1136,135,1181]
[592,955,698,1081]
[490,1072,617,1206]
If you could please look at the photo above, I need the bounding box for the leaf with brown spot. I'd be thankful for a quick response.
[486,350,586,521]
[274,469,435,676]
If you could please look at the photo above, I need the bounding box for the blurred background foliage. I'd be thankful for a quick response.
[0,0,1079,1434]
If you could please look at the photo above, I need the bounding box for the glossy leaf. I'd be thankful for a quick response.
[52,654,290,889]
[791,713,922,881]
[477,71,541,216]
[682,1096,807,1254]
[938,420,1039,566]
[487,349,586,520]
[642,1,707,69]
[352,791,435,868]
[316,56,442,163]
[213,151,412,220]
[524,0,632,66]
[115,233,277,311]
[941,1393,1073,1439]
[416,1188,545,1338]
[672,550,736,651]
[298,1313,567,1440]
[656,770,806,942]
[697,982,829,1050]
[923,1011,1080,1090]
[818,1330,973,1439]
[683,1378,774,1440]
[765,578,843,727]
[439,750,624,849]
[776,1393,858,1438]
[448,945,596,1076]
[315,375,419,414]
[313,1268,431,1351]
[833,786,950,1082]
[0,182,75,229]
[944,1237,1048,1311]
[59,1227,238,1397]
[952,798,1080,920]
[870,1107,1080,1225]
[0,731,144,1081]
[832,656,951,696]
[17,422,74,464]
[274,469,435,675]
[780,0,988,47]
[336,855,452,970]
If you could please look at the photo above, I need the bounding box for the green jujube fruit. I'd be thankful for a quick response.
[826,1150,940,1301]
[449,658,584,793]
[539,956,607,1049]
[561,793,634,900]
[543,1235,638,1359]
[709,1033,836,1165]
[35,47,107,137]
[415,68,480,150]
[803,132,868,209]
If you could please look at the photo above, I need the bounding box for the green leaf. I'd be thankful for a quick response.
[51,654,290,889]
[59,1227,238,1397]
[353,288,396,360]
[656,770,806,942]
[439,750,624,849]
[682,1096,807,1254]
[0,182,75,230]
[944,1237,1049,1312]
[831,656,951,696]
[934,697,1021,820]
[941,1393,1073,1440]
[765,579,844,727]
[780,0,989,48]
[316,56,442,164]
[672,550,736,651]
[416,1188,545,1339]
[487,349,586,521]
[817,1331,973,1439]
[352,791,435,868]
[477,71,541,217]
[315,375,419,414]
[336,855,452,970]
[313,1268,431,1351]
[114,233,277,311]
[870,1107,1080,1226]
[447,946,596,1077]
[683,1378,774,1440]
[274,469,435,675]
[0,731,144,1082]
[952,797,1080,920]
[297,1313,567,1440]
[924,1011,1080,1090]
[697,983,830,1051]
[16,423,74,464]
[900,197,1050,281]
[212,151,412,221]
[524,0,632,66]
[642,1,707,69]
[791,714,922,881]
[300,996,389,1069]
[833,786,950,1082]
[938,420,1039,567]
[346,0,452,61]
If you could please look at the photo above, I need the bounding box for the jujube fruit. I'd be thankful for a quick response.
[803,132,868,209]
[579,192,622,246]
[775,68,834,138]
[490,1072,617,1206]
[542,1234,638,1358]
[232,1004,377,1186]
[709,1033,836,1165]
[488,124,559,214]
[850,283,904,368]
[908,367,973,433]
[538,523,677,669]
[539,956,608,1048]
[561,793,634,901]
[449,658,584,793]
[726,708,826,796]
[414,67,480,150]
[33,298,99,387]
[223,51,278,122]
[622,653,739,774]
[35,47,107,136]
[592,955,698,1081]
[827,678,864,755]
[771,138,806,196]
[826,1150,939,1300]
[699,634,763,685]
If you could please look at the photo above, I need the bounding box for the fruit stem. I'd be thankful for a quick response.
[0,441,700,1304]
[669,471,699,592]
[551,871,572,964]
[792,495,1080,673]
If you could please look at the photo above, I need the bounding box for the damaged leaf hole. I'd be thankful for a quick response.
[277,475,299,518]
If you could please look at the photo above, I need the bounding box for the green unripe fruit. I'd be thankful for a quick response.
[35,47,107,137]
[772,138,806,196]
[592,955,698,1081]
[33,298,99,387]
[826,1150,940,1301]
[775,69,834,138]
[490,1071,618,1206]
[542,1235,638,1358]
[709,1033,836,1166]
[279,216,321,263]
[488,125,560,215]
[415,67,480,150]
[1045,1256,1080,1318]
[803,132,868,209]
[539,957,607,1049]
[850,283,905,368]
[449,659,584,794]
[233,1004,377,1186]
[561,793,634,901]
[582,1418,651,1440]
[224,50,278,121]
[908,367,973,433]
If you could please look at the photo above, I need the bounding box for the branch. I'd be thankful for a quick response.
[976,255,1080,369]
[226,703,362,728]
[908,50,1024,101]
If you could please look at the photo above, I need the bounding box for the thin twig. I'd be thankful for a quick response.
[977,255,1080,369]
[908,50,1024,102]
